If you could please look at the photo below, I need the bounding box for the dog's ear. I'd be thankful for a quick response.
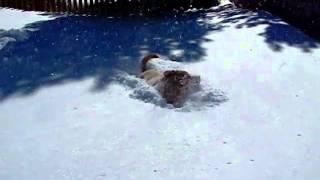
[141,54,160,72]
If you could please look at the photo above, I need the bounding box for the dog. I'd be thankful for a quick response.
[139,54,200,107]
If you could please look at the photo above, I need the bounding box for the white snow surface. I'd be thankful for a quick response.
[1,4,320,180]
[0,8,55,30]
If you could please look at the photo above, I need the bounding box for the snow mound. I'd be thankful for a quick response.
[0,36,16,50]
[115,72,228,111]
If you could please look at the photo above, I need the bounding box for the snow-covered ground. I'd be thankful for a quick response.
[1,3,320,180]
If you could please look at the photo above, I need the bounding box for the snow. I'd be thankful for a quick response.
[1,3,320,180]
[0,8,55,30]
[0,37,16,50]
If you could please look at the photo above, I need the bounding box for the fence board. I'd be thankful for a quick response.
[73,0,78,12]
[0,0,218,14]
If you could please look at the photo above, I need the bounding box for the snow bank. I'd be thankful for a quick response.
[0,8,56,51]
[0,8,55,31]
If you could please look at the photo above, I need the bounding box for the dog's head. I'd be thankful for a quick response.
[141,54,160,72]
[160,70,201,107]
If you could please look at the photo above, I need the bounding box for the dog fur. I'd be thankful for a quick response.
[139,54,200,107]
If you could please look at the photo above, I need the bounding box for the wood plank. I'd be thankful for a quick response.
[67,0,72,12]
[32,0,37,11]
[90,0,94,13]
[73,0,78,13]
[61,0,66,12]
[21,0,25,9]
[14,0,20,9]
[49,0,55,12]
[78,0,83,12]
[83,0,88,13]
[56,0,61,12]
[44,0,48,11]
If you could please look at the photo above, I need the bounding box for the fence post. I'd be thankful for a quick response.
[73,0,78,13]
[83,0,88,14]
[67,0,71,12]
[78,0,83,12]
[89,0,94,13]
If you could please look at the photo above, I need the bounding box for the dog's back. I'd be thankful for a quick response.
[140,69,163,87]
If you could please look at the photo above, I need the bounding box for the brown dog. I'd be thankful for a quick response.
[139,54,200,107]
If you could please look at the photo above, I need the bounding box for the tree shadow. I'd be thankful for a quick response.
[0,10,219,102]
[0,4,319,102]
[208,4,320,52]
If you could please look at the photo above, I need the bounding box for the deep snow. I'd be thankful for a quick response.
[1,3,320,180]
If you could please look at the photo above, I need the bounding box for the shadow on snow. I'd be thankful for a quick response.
[0,4,318,103]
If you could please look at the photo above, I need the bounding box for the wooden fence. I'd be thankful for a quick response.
[0,0,219,14]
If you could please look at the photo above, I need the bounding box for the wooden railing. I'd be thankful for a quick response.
[0,0,219,14]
